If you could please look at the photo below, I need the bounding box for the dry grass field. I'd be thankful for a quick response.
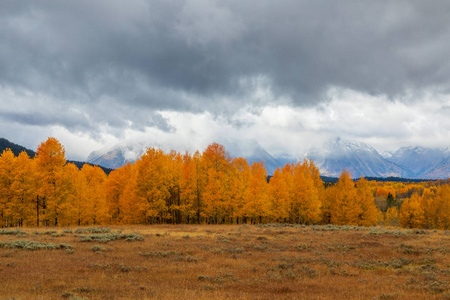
[0,224,449,300]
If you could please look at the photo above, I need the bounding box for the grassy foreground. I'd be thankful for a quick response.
[0,225,449,299]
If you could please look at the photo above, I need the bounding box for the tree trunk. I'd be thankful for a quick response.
[36,195,40,227]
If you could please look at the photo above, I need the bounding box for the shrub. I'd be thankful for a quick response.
[121,233,144,241]
[61,291,73,298]
[0,229,27,236]
[119,264,132,272]
[59,243,73,249]
[75,227,111,234]
[310,225,367,231]
[0,240,73,251]
[389,257,412,269]
[43,230,57,235]
[211,247,244,254]
[51,233,66,237]
[79,232,144,243]
[185,255,199,263]
[138,251,177,258]
[32,230,59,236]
[90,245,105,252]
[300,266,319,278]
[79,234,119,243]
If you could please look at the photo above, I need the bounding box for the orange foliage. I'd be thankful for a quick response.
[0,137,449,230]
[399,193,425,228]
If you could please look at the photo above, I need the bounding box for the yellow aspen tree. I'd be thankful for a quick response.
[291,161,322,225]
[166,151,182,224]
[281,164,296,223]
[104,163,133,224]
[81,164,108,225]
[63,163,85,226]
[330,170,360,225]
[135,148,170,224]
[30,158,42,227]
[202,168,221,222]
[355,178,380,226]
[11,151,35,226]
[192,151,203,223]
[420,188,437,229]
[0,149,16,227]
[118,164,143,224]
[35,137,66,226]
[307,160,325,208]
[399,193,425,228]
[384,206,399,226]
[322,185,335,224]
[49,162,72,226]
[434,185,450,229]
[180,152,198,224]
[229,157,250,224]
[267,168,290,223]
[243,162,268,224]
[201,143,232,224]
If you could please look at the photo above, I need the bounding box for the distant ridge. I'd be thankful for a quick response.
[319,176,434,184]
[0,138,113,174]
[304,138,450,179]
[361,176,436,183]
[0,138,35,157]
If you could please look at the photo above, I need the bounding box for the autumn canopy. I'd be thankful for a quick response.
[0,138,448,229]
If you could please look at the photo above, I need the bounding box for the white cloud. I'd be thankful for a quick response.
[2,1,450,161]
[2,83,449,161]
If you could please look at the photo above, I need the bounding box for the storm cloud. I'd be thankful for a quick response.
[1,0,450,159]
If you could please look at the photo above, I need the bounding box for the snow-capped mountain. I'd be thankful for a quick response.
[380,151,393,159]
[303,138,407,178]
[218,138,280,175]
[218,139,298,175]
[88,137,450,179]
[273,153,298,169]
[87,143,148,169]
[386,146,446,178]
[412,147,450,179]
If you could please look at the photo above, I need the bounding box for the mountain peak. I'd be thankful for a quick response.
[304,137,405,178]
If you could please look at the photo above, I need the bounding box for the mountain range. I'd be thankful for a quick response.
[303,138,407,178]
[2,136,447,179]
[303,138,450,179]
[87,137,450,179]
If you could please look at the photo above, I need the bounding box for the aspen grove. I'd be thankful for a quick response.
[0,138,449,229]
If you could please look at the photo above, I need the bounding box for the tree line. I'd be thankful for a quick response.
[0,137,448,229]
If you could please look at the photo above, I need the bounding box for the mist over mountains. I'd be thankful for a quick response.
[1,135,448,179]
[303,138,450,179]
[87,139,297,175]
[303,138,406,178]
[87,137,450,179]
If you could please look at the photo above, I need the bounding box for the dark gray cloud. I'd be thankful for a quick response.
[2,1,450,111]
[1,0,450,159]
[0,110,88,129]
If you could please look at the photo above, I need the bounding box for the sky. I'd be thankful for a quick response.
[1,0,450,161]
